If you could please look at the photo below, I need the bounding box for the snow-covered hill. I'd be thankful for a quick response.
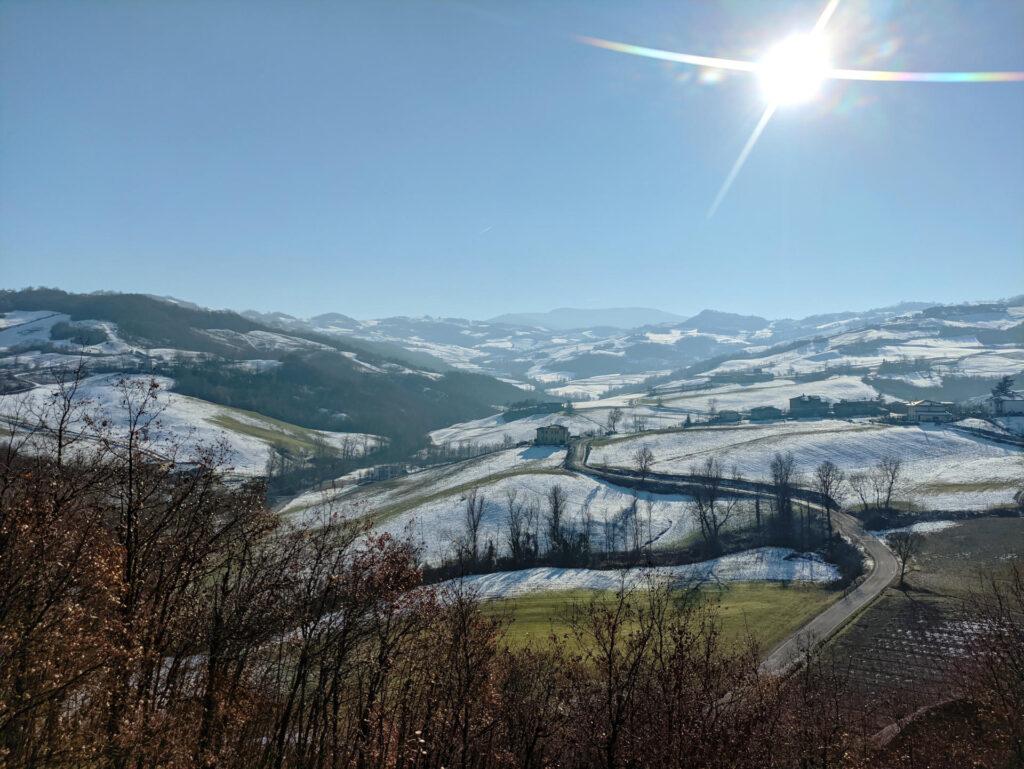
[591,420,1022,511]
[0,289,537,460]
[246,297,1022,400]
[0,374,380,475]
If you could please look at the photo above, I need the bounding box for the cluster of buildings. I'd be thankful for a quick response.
[532,389,1024,445]
[710,390,1024,426]
[712,394,890,425]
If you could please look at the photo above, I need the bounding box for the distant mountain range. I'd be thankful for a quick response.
[488,307,689,330]
[241,300,950,388]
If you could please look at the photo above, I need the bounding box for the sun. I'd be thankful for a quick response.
[758,34,832,105]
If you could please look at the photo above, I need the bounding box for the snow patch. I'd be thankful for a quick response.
[445,547,840,599]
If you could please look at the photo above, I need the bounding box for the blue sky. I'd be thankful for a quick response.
[1,0,1022,320]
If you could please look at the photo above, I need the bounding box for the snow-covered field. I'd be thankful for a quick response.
[993,416,1024,436]
[280,445,568,520]
[375,472,706,565]
[702,330,1024,381]
[445,548,839,600]
[0,312,143,359]
[429,411,611,446]
[282,438,729,565]
[0,311,70,350]
[0,374,379,474]
[431,376,882,451]
[645,376,881,414]
[432,376,885,453]
[589,420,1023,510]
[547,371,671,400]
[873,520,961,537]
[283,443,716,565]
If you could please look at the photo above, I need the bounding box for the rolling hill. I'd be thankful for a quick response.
[0,289,537,456]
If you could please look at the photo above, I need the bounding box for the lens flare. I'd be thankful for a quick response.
[577,36,1024,86]
[577,6,1024,216]
[758,34,832,105]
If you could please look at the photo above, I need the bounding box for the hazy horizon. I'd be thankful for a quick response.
[7,285,1022,326]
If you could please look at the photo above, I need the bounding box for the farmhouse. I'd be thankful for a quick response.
[906,400,954,423]
[749,405,783,421]
[534,424,570,446]
[789,394,829,419]
[832,399,887,418]
[987,392,1024,416]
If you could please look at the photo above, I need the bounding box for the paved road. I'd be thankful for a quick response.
[758,508,897,675]
[566,437,898,675]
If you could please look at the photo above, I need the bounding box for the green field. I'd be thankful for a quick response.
[208,404,370,456]
[481,582,839,653]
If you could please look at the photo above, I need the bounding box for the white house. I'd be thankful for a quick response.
[906,400,954,423]
[987,393,1024,416]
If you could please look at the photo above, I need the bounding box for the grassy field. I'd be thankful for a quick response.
[209,405,359,455]
[480,582,839,653]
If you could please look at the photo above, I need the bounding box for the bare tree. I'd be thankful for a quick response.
[631,413,647,433]
[463,487,486,566]
[602,508,616,555]
[770,451,798,525]
[814,460,846,540]
[873,455,905,511]
[847,471,872,512]
[580,497,595,564]
[624,495,641,555]
[632,444,655,484]
[643,495,655,561]
[689,457,736,555]
[606,407,623,434]
[505,488,531,565]
[887,530,921,586]
[545,484,568,556]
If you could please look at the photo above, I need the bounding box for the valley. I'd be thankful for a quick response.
[2,287,1022,707]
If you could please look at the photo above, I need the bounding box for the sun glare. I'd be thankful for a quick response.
[758,34,831,105]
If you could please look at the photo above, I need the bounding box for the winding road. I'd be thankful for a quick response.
[758,507,897,674]
[565,437,898,675]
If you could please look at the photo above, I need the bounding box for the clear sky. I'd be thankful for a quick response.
[1,0,1022,320]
